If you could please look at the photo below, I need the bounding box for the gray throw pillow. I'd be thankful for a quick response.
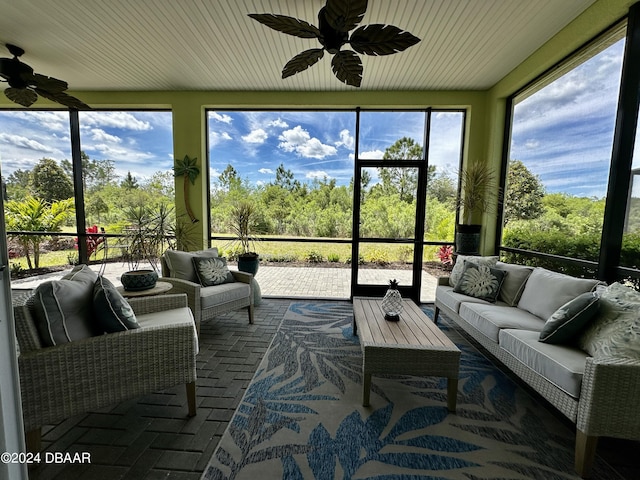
[192,256,235,286]
[164,248,219,283]
[453,261,507,302]
[495,262,533,306]
[517,268,599,320]
[28,269,98,346]
[93,276,139,332]
[449,255,498,288]
[539,292,599,344]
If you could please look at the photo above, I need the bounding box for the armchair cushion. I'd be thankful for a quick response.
[192,256,235,286]
[200,282,251,309]
[164,248,219,283]
[93,276,139,332]
[28,265,98,346]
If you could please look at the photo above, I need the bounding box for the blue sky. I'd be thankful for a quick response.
[0,37,634,199]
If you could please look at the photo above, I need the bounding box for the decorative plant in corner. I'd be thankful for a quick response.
[173,155,200,223]
[455,159,500,255]
[228,200,261,276]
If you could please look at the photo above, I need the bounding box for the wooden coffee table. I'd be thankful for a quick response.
[352,296,461,411]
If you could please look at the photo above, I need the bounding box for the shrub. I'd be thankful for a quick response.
[327,253,340,263]
[365,248,389,266]
[305,251,324,263]
[397,245,413,263]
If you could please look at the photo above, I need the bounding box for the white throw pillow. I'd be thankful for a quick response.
[517,267,599,320]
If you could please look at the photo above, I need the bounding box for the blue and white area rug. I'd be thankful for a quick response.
[202,302,621,479]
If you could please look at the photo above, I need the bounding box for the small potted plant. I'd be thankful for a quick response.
[228,200,261,276]
[456,159,500,255]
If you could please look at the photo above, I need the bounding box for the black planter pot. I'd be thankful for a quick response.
[238,255,259,276]
[120,269,158,291]
[455,224,481,255]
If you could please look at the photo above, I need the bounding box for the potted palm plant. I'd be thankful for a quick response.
[228,200,260,276]
[456,159,500,255]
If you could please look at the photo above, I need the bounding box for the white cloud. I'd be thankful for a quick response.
[259,168,274,174]
[268,118,288,128]
[0,133,55,153]
[210,112,233,124]
[359,149,385,159]
[306,170,330,180]
[336,129,354,149]
[14,111,68,132]
[90,128,121,143]
[256,180,266,186]
[278,126,337,159]
[242,128,268,144]
[210,131,232,146]
[92,144,153,162]
[83,112,151,131]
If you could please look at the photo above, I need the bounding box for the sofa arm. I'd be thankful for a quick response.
[127,293,187,315]
[577,356,640,438]
[231,270,253,284]
[18,319,197,432]
[157,278,202,327]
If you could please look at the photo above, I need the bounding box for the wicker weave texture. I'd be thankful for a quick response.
[15,293,197,432]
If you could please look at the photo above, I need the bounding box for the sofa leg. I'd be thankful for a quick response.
[25,428,41,454]
[433,306,440,324]
[186,382,197,417]
[248,305,254,324]
[575,430,597,478]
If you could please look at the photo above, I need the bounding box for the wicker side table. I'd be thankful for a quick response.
[353,296,461,411]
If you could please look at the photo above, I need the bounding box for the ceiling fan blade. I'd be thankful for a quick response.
[324,0,368,33]
[331,50,362,87]
[4,87,37,107]
[34,87,90,109]
[29,73,69,92]
[282,48,325,79]
[248,13,321,38]
[350,24,420,56]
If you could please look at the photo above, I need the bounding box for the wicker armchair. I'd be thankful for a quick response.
[14,293,198,452]
[160,252,254,334]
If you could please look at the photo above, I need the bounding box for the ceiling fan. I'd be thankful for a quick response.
[0,43,89,109]
[249,0,420,87]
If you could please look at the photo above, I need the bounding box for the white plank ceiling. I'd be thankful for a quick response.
[0,0,597,92]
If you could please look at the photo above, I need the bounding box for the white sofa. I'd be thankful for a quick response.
[434,260,640,478]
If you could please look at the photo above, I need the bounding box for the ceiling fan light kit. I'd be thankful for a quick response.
[0,43,90,109]
[249,0,420,87]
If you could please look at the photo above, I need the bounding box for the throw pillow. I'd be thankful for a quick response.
[192,256,235,286]
[495,262,533,306]
[28,272,97,346]
[93,276,139,332]
[578,283,640,359]
[63,263,98,283]
[449,255,499,288]
[539,292,599,344]
[163,248,219,283]
[517,268,599,320]
[453,261,507,302]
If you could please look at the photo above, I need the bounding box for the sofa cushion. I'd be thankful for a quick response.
[93,276,139,332]
[459,302,545,343]
[453,262,506,302]
[517,268,599,320]
[192,256,235,286]
[495,262,533,306]
[578,282,640,359]
[200,282,251,309]
[435,285,492,314]
[136,306,199,354]
[28,265,98,346]
[164,248,219,283]
[449,255,498,287]
[499,329,587,398]
[539,292,599,344]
